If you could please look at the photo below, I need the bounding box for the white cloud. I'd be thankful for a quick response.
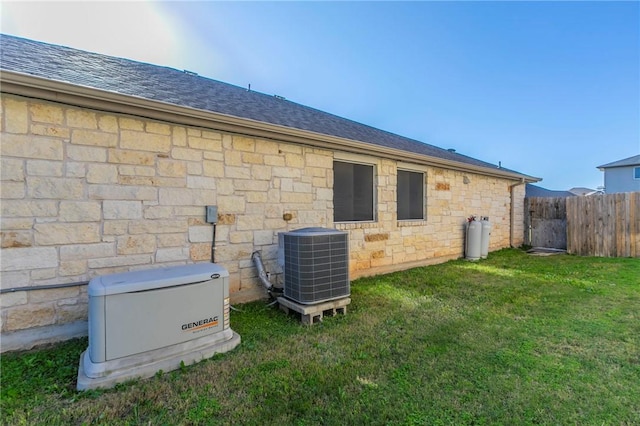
[1,1,182,68]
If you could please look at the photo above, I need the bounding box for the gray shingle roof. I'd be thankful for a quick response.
[525,184,575,198]
[1,34,529,177]
[597,155,640,169]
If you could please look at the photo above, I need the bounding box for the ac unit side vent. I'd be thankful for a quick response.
[280,228,350,304]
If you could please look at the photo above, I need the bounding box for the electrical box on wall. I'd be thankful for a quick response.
[206,206,218,224]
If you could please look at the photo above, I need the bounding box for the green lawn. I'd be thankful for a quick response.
[2,249,639,425]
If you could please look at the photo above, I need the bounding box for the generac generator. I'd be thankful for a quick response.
[77,263,240,390]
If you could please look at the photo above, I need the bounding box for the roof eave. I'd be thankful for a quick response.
[1,70,539,182]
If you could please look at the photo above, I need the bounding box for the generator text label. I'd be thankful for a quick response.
[182,316,219,332]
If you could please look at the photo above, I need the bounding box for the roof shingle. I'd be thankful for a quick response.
[1,34,531,177]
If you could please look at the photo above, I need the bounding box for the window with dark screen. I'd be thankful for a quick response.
[333,161,375,222]
[397,170,424,220]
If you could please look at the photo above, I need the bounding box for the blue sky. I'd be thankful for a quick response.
[2,1,638,190]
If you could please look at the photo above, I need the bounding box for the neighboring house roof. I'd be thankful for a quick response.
[568,187,603,196]
[597,155,640,170]
[525,184,575,198]
[0,34,538,182]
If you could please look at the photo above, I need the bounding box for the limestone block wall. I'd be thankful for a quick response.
[0,94,334,336]
[334,155,515,278]
[0,94,523,342]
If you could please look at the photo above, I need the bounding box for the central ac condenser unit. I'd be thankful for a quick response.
[77,263,241,390]
[278,227,350,304]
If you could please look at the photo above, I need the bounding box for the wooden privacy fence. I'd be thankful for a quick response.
[566,192,640,257]
[524,197,568,249]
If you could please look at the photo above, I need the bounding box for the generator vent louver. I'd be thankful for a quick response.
[278,227,350,304]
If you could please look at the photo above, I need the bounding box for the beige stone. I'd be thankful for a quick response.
[29,287,79,304]
[0,291,28,308]
[97,115,118,132]
[146,121,171,135]
[59,260,88,276]
[242,153,263,165]
[86,164,118,184]
[121,130,171,152]
[188,136,222,151]
[0,218,33,230]
[232,136,255,152]
[117,175,184,188]
[157,159,186,177]
[281,192,313,203]
[87,254,151,269]
[119,117,144,131]
[155,247,189,262]
[117,234,156,254]
[172,147,202,161]
[1,158,25,181]
[223,151,243,167]
[144,205,174,219]
[272,167,301,178]
[187,176,216,190]
[4,97,29,133]
[1,231,32,248]
[188,226,213,243]
[34,223,100,245]
[254,230,274,245]
[67,145,107,162]
[103,220,129,236]
[103,200,143,219]
[189,243,211,261]
[27,177,83,199]
[56,303,88,323]
[1,182,25,199]
[202,160,225,177]
[248,165,270,181]
[186,161,203,175]
[59,201,102,222]
[264,155,286,167]
[225,166,251,179]
[245,191,268,203]
[71,129,117,147]
[66,109,97,129]
[217,195,245,212]
[30,103,64,124]
[89,184,157,201]
[285,153,304,168]
[26,160,63,177]
[1,200,58,218]
[156,233,186,247]
[128,219,187,234]
[30,124,71,138]
[118,165,155,177]
[5,304,56,330]
[172,126,187,147]
[236,215,264,231]
[108,148,156,165]
[1,134,64,160]
[0,270,30,291]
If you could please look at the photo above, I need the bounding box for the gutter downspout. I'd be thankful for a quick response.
[509,178,527,248]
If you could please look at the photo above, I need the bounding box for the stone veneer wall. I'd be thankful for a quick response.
[0,94,523,345]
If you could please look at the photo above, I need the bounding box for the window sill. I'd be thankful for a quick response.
[334,222,379,230]
[397,220,427,227]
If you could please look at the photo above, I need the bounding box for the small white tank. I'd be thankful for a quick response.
[466,219,482,261]
[480,217,491,259]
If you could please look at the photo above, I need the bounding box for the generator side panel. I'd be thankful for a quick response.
[104,278,225,361]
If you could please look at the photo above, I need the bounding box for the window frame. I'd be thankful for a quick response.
[333,160,377,223]
[397,168,426,221]
[633,166,640,180]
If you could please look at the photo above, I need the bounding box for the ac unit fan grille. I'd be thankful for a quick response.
[283,231,349,304]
